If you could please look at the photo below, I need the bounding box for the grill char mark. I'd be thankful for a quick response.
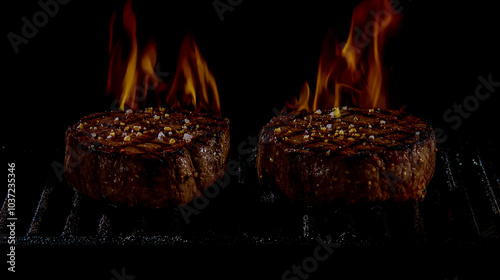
[257,107,436,204]
[64,108,230,208]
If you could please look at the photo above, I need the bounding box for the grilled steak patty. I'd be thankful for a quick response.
[256,107,436,204]
[65,107,230,208]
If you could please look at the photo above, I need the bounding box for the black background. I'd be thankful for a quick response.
[1,0,500,279]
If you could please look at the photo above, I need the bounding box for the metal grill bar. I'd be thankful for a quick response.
[1,144,499,247]
[61,191,83,236]
[370,205,390,239]
[0,195,10,234]
[27,184,55,236]
[443,151,459,191]
[473,154,500,215]
[97,214,112,236]
[441,150,480,236]
[411,201,424,236]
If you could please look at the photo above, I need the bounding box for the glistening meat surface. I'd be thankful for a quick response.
[65,107,230,208]
[256,107,436,204]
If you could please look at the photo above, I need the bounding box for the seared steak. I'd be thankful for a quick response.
[256,107,436,204]
[65,107,230,208]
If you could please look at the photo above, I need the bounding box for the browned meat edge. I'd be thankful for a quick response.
[65,107,230,208]
[256,107,436,204]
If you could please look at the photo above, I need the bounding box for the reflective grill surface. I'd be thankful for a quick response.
[2,141,499,248]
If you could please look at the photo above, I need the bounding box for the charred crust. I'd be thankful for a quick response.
[257,107,436,204]
[64,107,230,208]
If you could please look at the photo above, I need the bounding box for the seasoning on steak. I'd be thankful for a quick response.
[65,107,230,208]
[256,107,436,204]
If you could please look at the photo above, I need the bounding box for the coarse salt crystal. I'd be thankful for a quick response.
[326,124,332,130]
[154,115,160,120]
[158,132,165,140]
[380,120,386,125]
[184,119,190,123]
[91,133,96,138]
[369,135,375,140]
[314,109,322,115]
[183,133,193,142]
[126,109,133,114]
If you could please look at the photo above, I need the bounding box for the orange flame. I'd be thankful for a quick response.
[107,0,220,115]
[165,34,221,115]
[287,0,402,112]
[107,0,159,110]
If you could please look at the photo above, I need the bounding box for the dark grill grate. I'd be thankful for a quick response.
[1,141,500,248]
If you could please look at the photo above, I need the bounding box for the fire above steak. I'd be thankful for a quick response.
[256,107,436,204]
[65,107,230,208]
